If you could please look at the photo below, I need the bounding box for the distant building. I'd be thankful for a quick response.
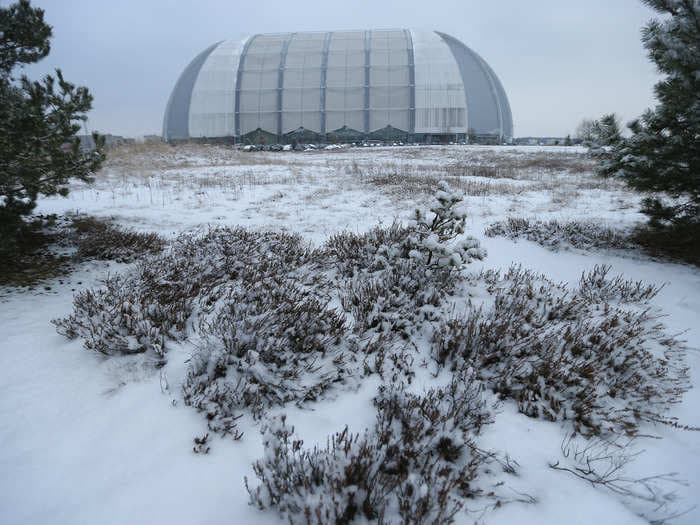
[77,134,134,151]
[513,137,577,146]
[163,29,513,145]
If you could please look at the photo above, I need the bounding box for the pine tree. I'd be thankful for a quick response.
[596,113,623,146]
[600,0,700,227]
[0,0,104,257]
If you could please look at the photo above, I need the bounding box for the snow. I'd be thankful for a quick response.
[1,144,699,524]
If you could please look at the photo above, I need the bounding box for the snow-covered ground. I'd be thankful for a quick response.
[1,144,698,524]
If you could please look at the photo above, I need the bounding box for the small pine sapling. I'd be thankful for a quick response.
[407,181,486,268]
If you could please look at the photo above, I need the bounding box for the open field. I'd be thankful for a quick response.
[1,144,699,525]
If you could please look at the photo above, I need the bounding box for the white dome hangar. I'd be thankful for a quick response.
[163,29,513,144]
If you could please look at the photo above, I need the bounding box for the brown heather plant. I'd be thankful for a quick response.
[70,215,165,263]
[0,214,164,288]
[246,371,491,525]
[55,183,485,439]
[49,177,696,522]
[485,217,637,251]
[486,217,700,267]
[432,265,690,436]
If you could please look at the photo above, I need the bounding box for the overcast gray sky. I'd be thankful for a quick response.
[15,0,660,138]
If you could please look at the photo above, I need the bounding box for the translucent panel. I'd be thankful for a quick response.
[239,111,277,134]
[282,88,321,111]
[370,67,390,86]
[327,29,366,133]
[370,110,390,131]
[282,111,322,134]
[383,48,410,65]
[370,29,405,48]
[239,113,259,134]
[262,70,280,89]
[389,66,409,85]
[370,87,389,109]
[324,32,369,133]
[366,29,410,132]
[279,33,325,135]
[326,67,365,88]
[326,110,364,132]
[285,34,324,68]
[240,69,278,90]
[188,38,247,137]
[326,87,364,111]
[258,89,278,112]
[370,49,409,67]
[284,69,305,88]
[367,66,408,86]
[286,52,323,68]
[369,86,410,109]
[415,106,466,131]
[329,31,365,51]
[259,112,277,133]
[411,30,467,134]
[240,71,278,91]
[283,89,303,111]
[389,109,410,131]
[302,70,322,88]
[239,90,261,109]
[327,50,365,68]
[238,88,277,111]
[369,109,410,132]
[325,68,343,87]
[282,111,303,133]
[301,88,321,109]
[301,111,322,132]
[368,30,411,131]
[284,67,322,89]
[238,34,286,135]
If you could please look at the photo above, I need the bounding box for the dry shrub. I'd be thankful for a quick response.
[54,227,315,358]
[485,217,636,251]
[182,273,349,436]
[432,265,689,436]
[71,215,165,262]
[55,184,486,438]
[246,371,489,524]
[325,222,411,276]
[52,274,169,357]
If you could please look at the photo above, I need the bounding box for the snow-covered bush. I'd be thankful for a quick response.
[485,217,635,251]
[53,274,169,356]
[182,272,349,436]
[332,182,483,341]
[56,183,487,439]
[330,223,451,341]
[325,222,410,277]
[70,215,165,263]
[54,227,315,357]
[407,180,486,268]
[432,265,689,436]
[247,372,489,524]
[340,258,451,338]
